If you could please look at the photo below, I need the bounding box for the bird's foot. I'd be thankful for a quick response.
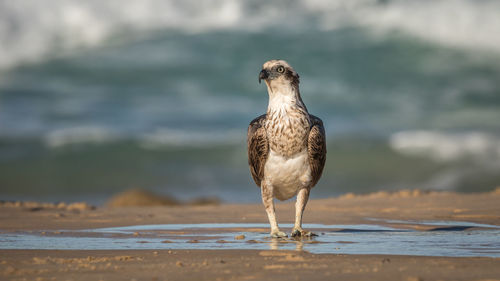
[291,228,317,238]
[270,230,287,238]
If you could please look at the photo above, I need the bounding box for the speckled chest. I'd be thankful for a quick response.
[265,105,311,158]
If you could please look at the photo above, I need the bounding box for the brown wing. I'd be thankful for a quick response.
[308,114,327,187]
[247,114,268,187]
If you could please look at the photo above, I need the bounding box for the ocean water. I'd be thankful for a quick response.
[1,0,500,203]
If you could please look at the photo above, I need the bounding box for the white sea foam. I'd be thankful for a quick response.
[139,128,244,149]
[1,0,500,69]
[0,0,244,69]
[353,0,500,51]
[306,0,500,51]
[390,131,500,191]
[43,126,245,148]
[389,130,500,162]
[44,126,117,147]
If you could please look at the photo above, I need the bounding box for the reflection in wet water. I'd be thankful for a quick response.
[0,221,499,257]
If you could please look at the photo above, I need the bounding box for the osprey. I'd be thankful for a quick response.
[247,60,326,238]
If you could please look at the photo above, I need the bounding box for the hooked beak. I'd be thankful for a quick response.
[258,69,269,84]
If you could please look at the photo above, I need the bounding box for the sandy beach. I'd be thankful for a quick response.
[1,189,500,280]
[2,1,500,281]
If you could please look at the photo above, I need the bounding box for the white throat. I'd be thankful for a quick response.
[266,81,300,113]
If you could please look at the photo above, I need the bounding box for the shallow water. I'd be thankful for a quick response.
[1,221,499,257]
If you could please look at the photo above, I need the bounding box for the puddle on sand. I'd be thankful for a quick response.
[0,221,499,257]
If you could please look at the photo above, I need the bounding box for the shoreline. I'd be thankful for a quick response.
[1,188,499,231]
[1,189,499,280]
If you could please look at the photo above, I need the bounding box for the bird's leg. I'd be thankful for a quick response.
[261,182,287,238]
[291,187,315,237]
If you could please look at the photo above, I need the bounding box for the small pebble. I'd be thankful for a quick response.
[234,234,245,240]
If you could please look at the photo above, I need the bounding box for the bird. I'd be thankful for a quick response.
[247,59,326,238]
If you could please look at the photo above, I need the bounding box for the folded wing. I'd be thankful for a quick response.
[308,114,327,187]
[247,114,268,187]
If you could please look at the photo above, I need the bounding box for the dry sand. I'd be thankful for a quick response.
[1,189,500,280]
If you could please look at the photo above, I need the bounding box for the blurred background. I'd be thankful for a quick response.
[1,0,499,204]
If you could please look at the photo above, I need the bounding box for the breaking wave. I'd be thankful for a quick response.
[44,126,118,148]
[1,0,500,69]
[389,130,500,163]
[138,128,244,149]
[43,126,243,148]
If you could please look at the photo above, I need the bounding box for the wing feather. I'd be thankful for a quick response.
[247,114,268,187]
[308,114,327,187]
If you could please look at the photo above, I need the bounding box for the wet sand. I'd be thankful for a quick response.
[2,249,500,281]
[1,189,500,280]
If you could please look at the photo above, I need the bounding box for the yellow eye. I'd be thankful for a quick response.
[277,66,285,73]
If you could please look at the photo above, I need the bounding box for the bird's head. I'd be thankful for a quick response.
[259,60,300,94]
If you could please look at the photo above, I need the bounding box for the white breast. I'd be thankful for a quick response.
[264,149,312,201]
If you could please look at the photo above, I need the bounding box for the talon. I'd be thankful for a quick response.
[291,228,316,238]
[304,231,318,237]
[271,230,287,238]
[291,229,301,237]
